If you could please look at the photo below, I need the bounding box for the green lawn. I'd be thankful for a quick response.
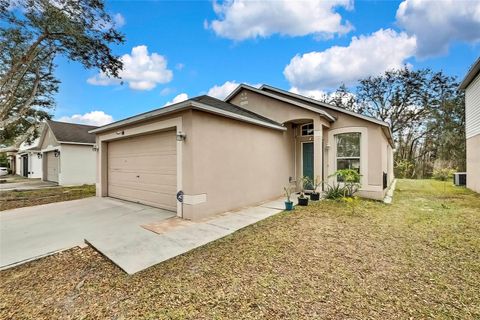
[0,185,95,211]
[0,179,479,319]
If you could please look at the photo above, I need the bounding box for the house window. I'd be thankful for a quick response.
[301,123,314,136]
[335,132,361,181]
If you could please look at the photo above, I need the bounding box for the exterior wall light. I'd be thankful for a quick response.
[176,132,186,141]
[92,144,99,152]
[54,149,60,157]
[37,153,43,159]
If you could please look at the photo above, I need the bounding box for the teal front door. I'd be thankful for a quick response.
[302,142,314,189]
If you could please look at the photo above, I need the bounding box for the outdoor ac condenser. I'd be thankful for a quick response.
[453,172,467,186]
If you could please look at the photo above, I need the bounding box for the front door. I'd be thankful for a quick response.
[302,142,314,189]
[22,155,28,177]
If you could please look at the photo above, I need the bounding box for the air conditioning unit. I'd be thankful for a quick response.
[453,172,467,186]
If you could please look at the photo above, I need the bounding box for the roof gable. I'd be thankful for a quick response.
[259,84,391,128]
[226,84,393,146]
[225,84,336,122]
[46,120,98,144]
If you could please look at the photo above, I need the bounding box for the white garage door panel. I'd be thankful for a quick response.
[46,151,59,183]
[109,154,176,174]
[108,185,175,209]
[108,172,176,188]
[108,131,177,211]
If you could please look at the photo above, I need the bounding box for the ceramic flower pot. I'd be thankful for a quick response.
[285,201,294,211]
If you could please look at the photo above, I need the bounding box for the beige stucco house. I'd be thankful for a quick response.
[91,84,394,220]
[460,57,480,193]
[38,120,98,185]
[90,85,393,219]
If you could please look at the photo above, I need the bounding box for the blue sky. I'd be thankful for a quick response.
[54,0,480,126]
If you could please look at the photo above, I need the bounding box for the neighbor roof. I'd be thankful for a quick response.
[459,57,480,90]
[90,95,286,134]
[47,120,98,144]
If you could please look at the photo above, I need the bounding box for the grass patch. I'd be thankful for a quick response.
[0,185,95,211]
[0,179,479,319]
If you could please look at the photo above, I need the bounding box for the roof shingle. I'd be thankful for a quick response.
[47,120,98,144]
[192,95,283,127]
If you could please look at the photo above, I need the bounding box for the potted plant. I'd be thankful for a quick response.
[309,176,322,201]
[297,191,309,206]
[297,176,310,206]
[283,186,294,210]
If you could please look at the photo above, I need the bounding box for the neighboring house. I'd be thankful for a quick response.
[460,57,480,193]
[38,120,98,185]
[4,146,18,174]
[91,84,394,220]
[15,138,43,178]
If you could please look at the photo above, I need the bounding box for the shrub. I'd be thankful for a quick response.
[323,169,362,200]
[324,184,345,200]
[395,159,414,178]
[432,168,456,181]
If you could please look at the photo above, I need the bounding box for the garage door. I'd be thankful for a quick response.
[46,151,59,182]
[107,130,177,211]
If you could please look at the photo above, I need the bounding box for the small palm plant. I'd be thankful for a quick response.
[284,185,294,211]
[308,176,323,200]
[297,176,310,206]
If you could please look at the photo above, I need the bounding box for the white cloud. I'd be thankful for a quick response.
[289,88,328,101]
[207,81,263,99]
[113,13,126,28]
[163,93,189,106]
[87,45,173,91]
[207,0,353,41]
[284,29,417,90]
[57,111,113,126]
[396,0,480,57]
[207,81,241,99]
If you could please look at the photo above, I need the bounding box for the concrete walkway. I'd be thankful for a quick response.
[0,197,174,270]
[87,195,298,274]
[0,179,58,191]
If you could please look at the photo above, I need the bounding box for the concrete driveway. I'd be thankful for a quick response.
[0,197,175,270]
[1,195,297,274]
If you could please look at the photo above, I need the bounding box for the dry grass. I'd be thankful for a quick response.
[0,179,479,319]
[0,185,95,211]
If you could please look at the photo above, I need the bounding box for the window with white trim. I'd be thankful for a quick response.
[301,123,314,136]
[335,132,360,181]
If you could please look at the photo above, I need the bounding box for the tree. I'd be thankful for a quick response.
[327,67,465,178]
[325,84,357,111]
[0,0,125,146]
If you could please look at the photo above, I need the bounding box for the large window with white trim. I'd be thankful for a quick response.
[335,132,360,181]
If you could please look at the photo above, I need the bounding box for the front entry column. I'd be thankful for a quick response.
[313,119,323,192]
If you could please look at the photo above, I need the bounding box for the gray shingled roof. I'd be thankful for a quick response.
[459,57,480,90]
[47,120,98,144]
[90,94,285,134]
[191,95,283,126]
